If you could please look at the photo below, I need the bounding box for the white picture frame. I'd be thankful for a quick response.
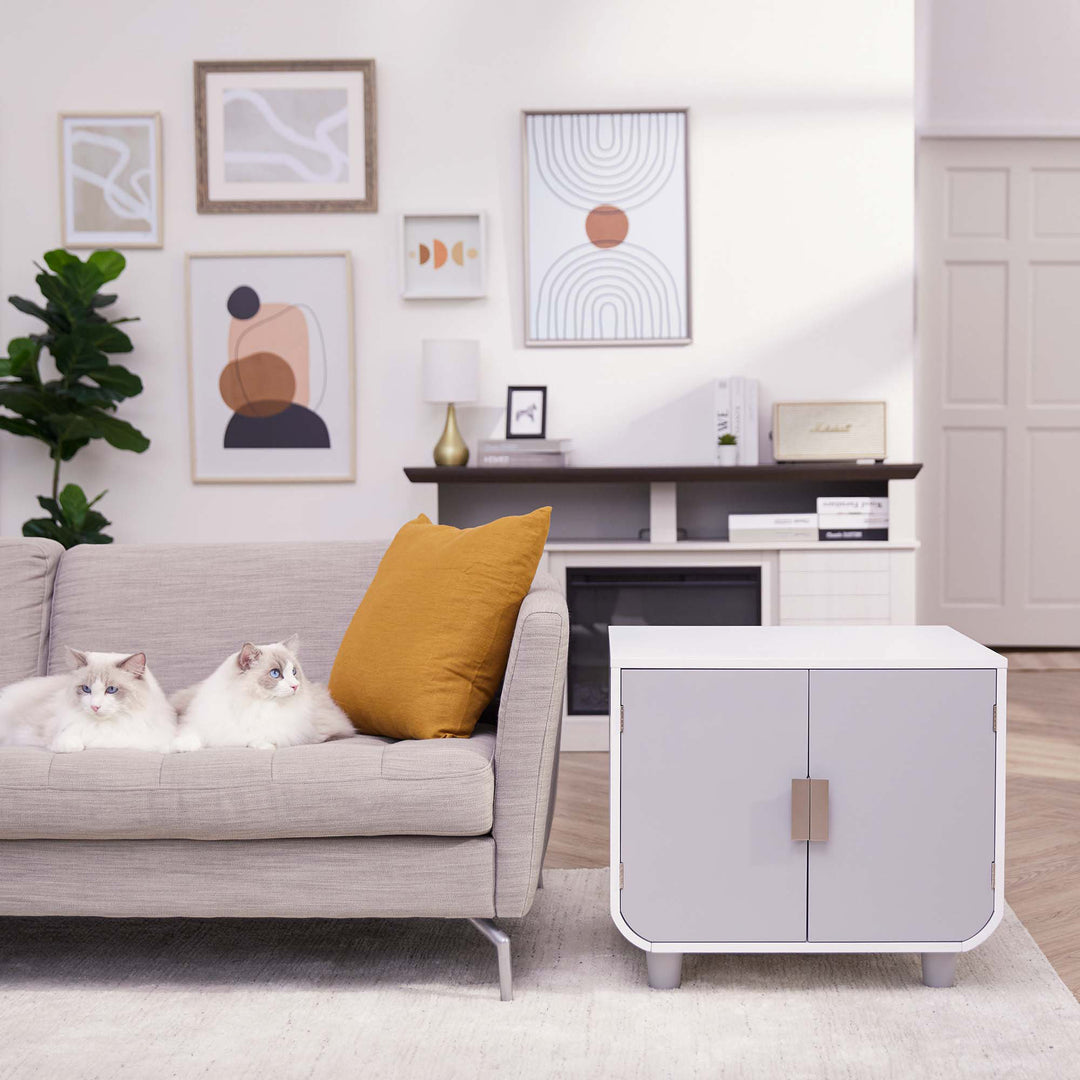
[523,108,691,346]
[400,212,486,299]
[59,112,163,249]
[185,251,355,484]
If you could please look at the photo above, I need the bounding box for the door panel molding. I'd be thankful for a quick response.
[918,138,1080,643]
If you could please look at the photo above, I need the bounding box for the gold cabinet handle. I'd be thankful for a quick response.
[792,778,829,842]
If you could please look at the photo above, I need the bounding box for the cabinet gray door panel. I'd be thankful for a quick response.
[620,668,808,943]
[808,668,997,943]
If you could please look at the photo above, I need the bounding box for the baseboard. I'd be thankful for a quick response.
[562,715,609,752]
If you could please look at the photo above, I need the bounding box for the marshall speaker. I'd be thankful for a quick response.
[772,401,887,462]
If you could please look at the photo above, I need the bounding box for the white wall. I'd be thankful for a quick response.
[0,0,913,543]
[918,0,1080,134]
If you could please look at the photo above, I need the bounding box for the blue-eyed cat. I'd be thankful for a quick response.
[0,649,177,753]
[171,635,354,751]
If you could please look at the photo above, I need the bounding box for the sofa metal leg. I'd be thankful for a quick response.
[468,917,513,1001]
[537,868,544,890]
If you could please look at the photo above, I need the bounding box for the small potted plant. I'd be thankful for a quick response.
[717,432,738,466]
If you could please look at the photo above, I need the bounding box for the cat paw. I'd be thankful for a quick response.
[171,731,203,753]
[248,740,277,751]
[50,733,85,754]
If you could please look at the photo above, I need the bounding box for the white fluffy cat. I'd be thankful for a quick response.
[0,649,177,753]
[171,635,354,751]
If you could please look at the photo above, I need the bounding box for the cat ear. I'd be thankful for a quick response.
[238,643,261,671]
[118,652,146,678]
[66,647,88,670]
[281,634,300,654]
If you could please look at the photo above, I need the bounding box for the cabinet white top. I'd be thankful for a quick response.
[608,625,1006,670]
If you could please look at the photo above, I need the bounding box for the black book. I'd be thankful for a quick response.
[819,528,889,541]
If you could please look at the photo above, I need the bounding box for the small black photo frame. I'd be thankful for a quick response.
[506,385,547,439]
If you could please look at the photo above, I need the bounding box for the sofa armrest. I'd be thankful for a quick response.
[492,572,568,917]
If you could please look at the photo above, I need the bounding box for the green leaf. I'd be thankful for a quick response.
[57,437,91,461]
[43,250,81,274]
[36,496,62,519]
[0,337,42,381]
[8,295,67,332]
[88,411,150,452]
[22,517,72,545]
[87,364,142,397]
[58,483,89,530]
[0,414,45,440]
[91,293,118,309]
[87,250,125,284]
[82,509,110,533]
[0,384,52,420]
[84,322,133,353]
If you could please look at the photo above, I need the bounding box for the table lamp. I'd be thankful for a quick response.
[422,339,479,466]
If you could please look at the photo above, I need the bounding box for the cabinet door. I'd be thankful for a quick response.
[808,668,997,943]
[620,668,808,943]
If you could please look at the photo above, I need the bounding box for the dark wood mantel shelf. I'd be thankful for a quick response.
[405,463,922,484]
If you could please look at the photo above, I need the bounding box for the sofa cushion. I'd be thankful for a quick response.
[0,726,496,840]
[46,541,389,693]
[330,509,551,740]
[0,538,64,687]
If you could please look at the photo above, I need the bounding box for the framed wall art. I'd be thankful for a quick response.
[400,212,486,299]
[523,108,690,346]
[185,251,355,483]
[506,386,547,438]
[194,60,376,213]
[59,112,162,248]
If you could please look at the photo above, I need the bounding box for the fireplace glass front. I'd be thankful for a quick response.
[565,566,762,715]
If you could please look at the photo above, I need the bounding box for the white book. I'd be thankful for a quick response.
[818,515,889,529]
[715,378,732,462]
[731,378,745,464]
[729,513,818,530]
[817,496,889,514]
[743,377,759,465]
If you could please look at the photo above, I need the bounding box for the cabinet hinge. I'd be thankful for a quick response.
[620,704,624,733]
[619,862,624,889]
[990,861,996,889]
[992,704,997,733]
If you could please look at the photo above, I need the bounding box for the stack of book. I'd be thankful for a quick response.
[715,376,760,465]
[477,438,571,468]
[817,497,889,541]
[728,513,818,543]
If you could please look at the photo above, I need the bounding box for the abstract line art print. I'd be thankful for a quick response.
[186,252,355,483]
[195,60,377,213]
[524,109,690,346]
[59,113,162,248]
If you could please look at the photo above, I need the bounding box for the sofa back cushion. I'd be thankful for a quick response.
[0,538,64,687]
[47,541,387,693]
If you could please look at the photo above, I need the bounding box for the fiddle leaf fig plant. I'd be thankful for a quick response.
[0,249,149,546]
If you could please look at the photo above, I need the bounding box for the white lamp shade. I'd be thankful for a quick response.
[422,339,480,403]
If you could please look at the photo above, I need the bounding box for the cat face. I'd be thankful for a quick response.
[67,648,147,721]
[236,635,304,703]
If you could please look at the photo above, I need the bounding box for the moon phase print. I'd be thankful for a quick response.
[524,109,690,346]
[186,252,355,483]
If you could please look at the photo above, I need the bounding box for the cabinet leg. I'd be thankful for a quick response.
[921,952,958,988]
[646,951,683,989]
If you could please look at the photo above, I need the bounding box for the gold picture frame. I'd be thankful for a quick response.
[58,111,164,249]
[194,59,377,214]
[185,251,356,484]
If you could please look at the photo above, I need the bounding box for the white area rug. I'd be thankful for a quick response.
[2,869,1079,1079]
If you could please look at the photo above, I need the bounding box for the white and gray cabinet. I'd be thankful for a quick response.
[609,626,1005,989]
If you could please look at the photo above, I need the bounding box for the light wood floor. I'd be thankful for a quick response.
[545,666,1080,999]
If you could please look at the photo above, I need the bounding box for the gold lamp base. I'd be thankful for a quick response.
[433,402,469,466]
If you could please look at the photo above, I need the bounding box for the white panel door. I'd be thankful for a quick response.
[808,668,997,943]
[620,668,808,943]
[918,139,1080,644]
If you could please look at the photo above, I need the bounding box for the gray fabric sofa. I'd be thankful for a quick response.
[0,537,568,1000]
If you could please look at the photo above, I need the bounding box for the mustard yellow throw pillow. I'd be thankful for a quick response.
[329,508,551,739]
